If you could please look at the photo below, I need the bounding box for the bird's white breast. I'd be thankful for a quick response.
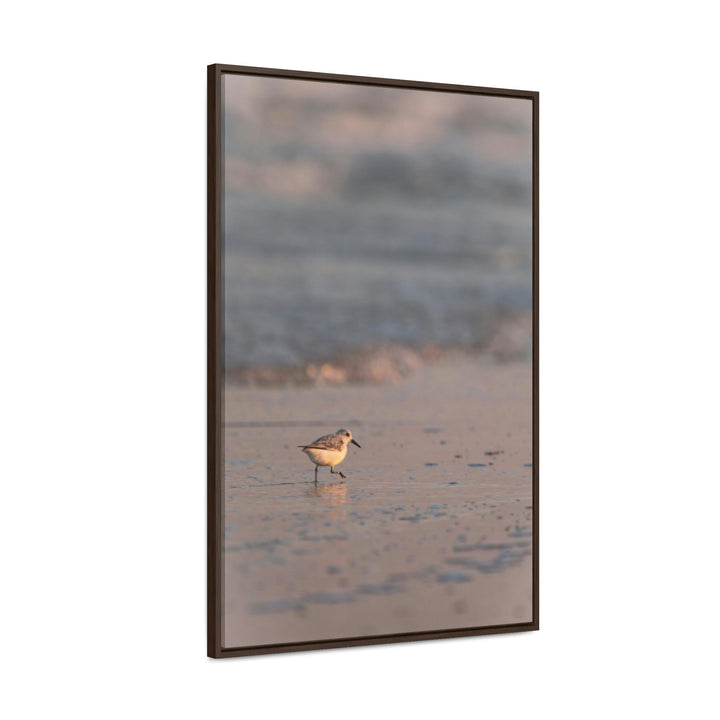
[303,445,347,467]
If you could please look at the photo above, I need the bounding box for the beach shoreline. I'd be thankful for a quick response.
[222,357,533,648]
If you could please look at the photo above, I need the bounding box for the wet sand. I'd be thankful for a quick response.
[222,358,533,648]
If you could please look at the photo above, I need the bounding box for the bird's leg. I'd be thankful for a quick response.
[314,465,318,484]
[330,466,346,479]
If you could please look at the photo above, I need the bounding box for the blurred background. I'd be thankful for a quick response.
[222,74,533,384]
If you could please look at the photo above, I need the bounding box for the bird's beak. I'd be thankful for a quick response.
[351,439,361,448]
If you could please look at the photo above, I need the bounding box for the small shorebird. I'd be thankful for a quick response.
[299,428,361,482]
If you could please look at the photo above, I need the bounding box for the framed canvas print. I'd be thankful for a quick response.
[208,64,538,658]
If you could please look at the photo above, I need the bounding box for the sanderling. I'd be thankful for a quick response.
[298,428,361,482]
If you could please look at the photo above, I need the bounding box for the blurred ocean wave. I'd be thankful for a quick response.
[221,75,533,379]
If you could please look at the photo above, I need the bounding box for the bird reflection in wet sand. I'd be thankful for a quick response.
[307,481,348,507]
[299,428,361,482]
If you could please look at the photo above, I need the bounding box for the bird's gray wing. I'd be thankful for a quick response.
[300,433,343,451]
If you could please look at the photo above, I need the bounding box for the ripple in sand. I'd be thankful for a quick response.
[437,571,473,583]
[509,526,532,537]
[250,597,304,614]
[299,529,349,541]
[303,591,355,605]
[446,549,530,573]
[356,583,403,595]
[453,541,516,552]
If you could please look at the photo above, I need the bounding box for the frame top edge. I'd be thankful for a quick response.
[207,63,538,99]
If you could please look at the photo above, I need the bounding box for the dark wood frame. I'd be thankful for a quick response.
[208,63,539,658]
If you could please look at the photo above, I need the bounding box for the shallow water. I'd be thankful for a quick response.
[223,194,531,370]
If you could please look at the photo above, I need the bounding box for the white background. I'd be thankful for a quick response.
[2,1,718,718]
